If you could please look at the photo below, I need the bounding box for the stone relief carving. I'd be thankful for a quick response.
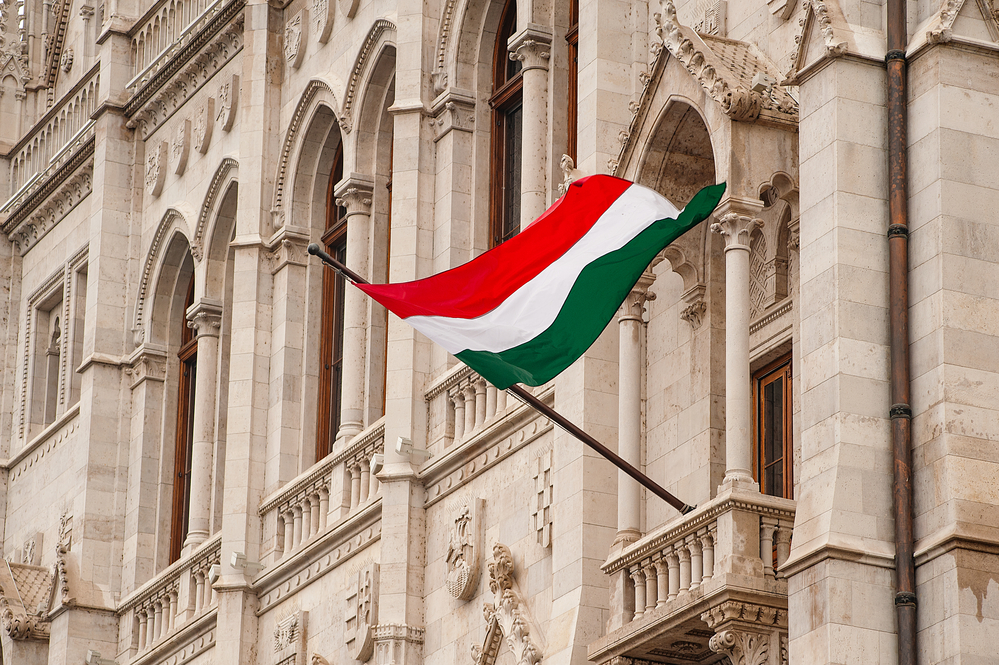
[274,610,307,664]
[21,535,40,566]
[809,0,847,56]
[274,614,299,651]
[446,499,483,600]
[60,48,73,72]
[313,0,334,44]
[194,98,215,154]
[8,159,93,257]
[532,448,553,547]
[556,155,584,197]
[312,656,330,665]
[681,299,707,329]
[374,624,425,665]
[432,0,460,93]
[217,74,239,132]
[53,511,73,607]
[692,0,726,35]
[432,93,475,141]
[346,563,379,661]
[285,10,308,69]
[173,119,191,175]
[145,141,168,197]
[701,601,787,665]
[472,544,542,665]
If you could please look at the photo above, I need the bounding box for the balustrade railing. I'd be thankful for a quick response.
[128,0,232,93]
[426,365,510,453]
[119,535,221,658]
[259,419,385,565]
[604,490,795,626]
[5,66,99,207]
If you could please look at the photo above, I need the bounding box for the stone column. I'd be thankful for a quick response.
[334,174,374,443]
[711,213,762,487]
[508,25,552,228]
[615,274,655,546]
[183,298,223,550]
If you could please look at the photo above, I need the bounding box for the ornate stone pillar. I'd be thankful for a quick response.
[711,213,763,488]
[701,600,787,665]
[334,174,374,443]
[615,274,655,545]
[509,25,552,228]
[184,298,223,551]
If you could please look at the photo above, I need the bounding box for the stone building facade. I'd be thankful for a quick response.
[0,0,997,662]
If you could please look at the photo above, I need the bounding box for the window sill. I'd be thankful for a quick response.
[5,403,81,470]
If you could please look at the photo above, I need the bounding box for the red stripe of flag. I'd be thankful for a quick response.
[358,174,632,320]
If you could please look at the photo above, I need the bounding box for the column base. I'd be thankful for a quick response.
[719,472,759,493]
[182,531,209,556]
[611,529,642,551]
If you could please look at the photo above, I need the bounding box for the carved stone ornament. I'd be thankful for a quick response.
[681,299,707,329]
[52,512,74,607]
[61,48,73,73]
[145,141,168,197]
[274,614,299,652]
[187,300,223,338]
[312,656,330,665]
[313,0,334,44]
[285,10,308,69]
[446,498,483,600]
[346,563,379,661]
[556,154,584,197]
[711,212,763,250]
[274,609,307,662]
[173,119,191,175]
[217,73,239,132]
[532,448,553,547]
[194,98,215,154]
[700,600,787,665]
[431,91,475,141]
[508,27,552,72]
[472,544,542,665]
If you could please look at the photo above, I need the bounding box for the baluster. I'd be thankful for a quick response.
[349,464,361,510]
[642,560,657,613]
[496,388,507,413]
[301,496,313,542]
[486,384,497,420]
[760,518,777,581]
[137,609,148,651]
[678,545,691,593]
[159,598,169,639]
[207,568,217,606]
[147,605,158,645]
[654,557,669,608]
[462,385,476,435]
[319,487,330,532]
[452,391,465,443]
[474,379,487,430]
[292,505,304,547]
[369,455,379,497]
[629,565,646,621]
[666,550,680,601]
[359,459,370,504]
[194,571,205,613]
[310,491,322,535]
[281,510,294,557]
[167,590,177,634]
[775,521,792,577]
[688,536,703,592]
[700,529,715,582]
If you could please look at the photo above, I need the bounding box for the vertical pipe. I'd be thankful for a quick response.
[886,0,917,662]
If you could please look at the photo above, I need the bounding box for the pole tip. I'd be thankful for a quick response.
[307,243,321,255]
[681,504,697,515]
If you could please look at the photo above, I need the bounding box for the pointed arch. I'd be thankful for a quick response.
[339,19,396,133]
[193,157,238,262]
[134,206,194,345]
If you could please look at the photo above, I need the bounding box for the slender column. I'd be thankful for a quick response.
[630,566,646,621]
[688,536,703,591]
[333,175,374,443]
[452,392,466,443]
[282,511,294,555]
[509,26,553,227]
[183,299,223,551]
[358,459,370,503]
[711,214,763,487]
[666,551,680,601]
[615,275,655,545]
[654,558,669,608]
[700,530,715,581]
[349,465,361,509]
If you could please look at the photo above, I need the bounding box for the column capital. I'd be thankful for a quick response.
[711,212,763,251]
[186,298,223,338]
[508,24,553,71]
[618,272,657,323]
[334,173,375,217]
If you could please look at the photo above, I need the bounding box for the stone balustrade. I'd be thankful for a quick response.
[118,535,220,659]
[592,487,795,663]
[128,0,233,93]
[426,364,510,453]
[5,66,99,206]
[259,418,384,564]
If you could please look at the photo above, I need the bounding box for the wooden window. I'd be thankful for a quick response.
[566,0,579,164]
[489,0,523,247]
[753,356,793,499]
[170,274,197,563]
[317,144,347,460]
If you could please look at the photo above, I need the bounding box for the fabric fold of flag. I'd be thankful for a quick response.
[359,175,726,389]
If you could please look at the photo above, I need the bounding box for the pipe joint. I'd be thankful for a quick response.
[888,224,909,239]
[890,403,912,419]
[895,591,917,607]
[886,49,907,63]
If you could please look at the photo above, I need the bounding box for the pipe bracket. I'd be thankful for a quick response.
[895,591,917,606]
[886,49,907,63]
[888,224,909,239]
[890,403,912,419]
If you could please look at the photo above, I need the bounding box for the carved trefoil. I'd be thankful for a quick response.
[217,73,239,132]
[446,498,483,600]
[346,563,379,661]
[532,449,553,547]
[472,544,542,665]
[285,10,308,69]
[145,141,168,197]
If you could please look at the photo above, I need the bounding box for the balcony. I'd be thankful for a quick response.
[589,487,794,665]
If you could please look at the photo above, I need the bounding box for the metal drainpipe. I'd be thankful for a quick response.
[886,0,917,661]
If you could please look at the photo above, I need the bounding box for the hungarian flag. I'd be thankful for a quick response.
[360,175,725,389]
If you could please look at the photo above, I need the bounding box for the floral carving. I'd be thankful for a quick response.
[681,299,707,329]
[473,544,542,665]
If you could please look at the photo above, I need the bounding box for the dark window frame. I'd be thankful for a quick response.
[489,0,523,247]
[169,274,197,563]
[752,355,793,499]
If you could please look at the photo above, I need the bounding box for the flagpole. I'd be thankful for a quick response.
[307,243,697,515]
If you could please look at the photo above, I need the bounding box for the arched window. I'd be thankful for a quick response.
[317,143,346,460]
[170,274,197,563]
[489,0,522,247]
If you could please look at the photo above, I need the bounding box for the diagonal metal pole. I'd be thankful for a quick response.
[308,242,696,514]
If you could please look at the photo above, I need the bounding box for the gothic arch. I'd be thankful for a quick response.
[339,19,396,134]
[134,207,194,346]
[193,157,238,263]
[353,44,396,178]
